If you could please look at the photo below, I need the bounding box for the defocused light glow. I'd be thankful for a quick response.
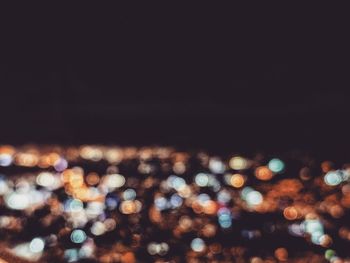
[54,158,68,172]
[246,190,263,206]
[79,242,95,258]
[195,173,209,187]
[104,173,125,189]
[255,166,273,181]
[69,172,84,188]
[321,161,333,173]
[104,218,116,231]
[170,193,183,208]
[202,224,217,237]
[209,158,225,173]
[324,171,343,186]
[15,152,39,167]
[147,242,158,255]
[106,196,119,210]
[66,198,84,212]
[203,200,217,215]
[0,153,13,166]
[283,206,298,220]
[274,247,288,262]
[229,156,248,170]
[147,242,169,256]
[29,238,45,253]
[123,188,136,200]
[191,238,205,252]
[36,172,55,188]
[268,158,285,173]
[325,249,336,261]
[241,187,254,200]
[217,207,232,228]
[158,242,169,256]
[105,148,123,164]
[173,161,186,174]
[71,229,87,244]
[5,191,30,210]
[86,201,105,219]
[86,172,100,186]
[230,174,245,188]
[120,200,141,214]
[172,176,186,191]
[319,234,332,247]
[304,218,325,245]
[12,243,42,261]
[0,179,10,195]
[155,196,168,211]
[64,248,79,262]
[217,190,231,204]
[91,221,106,236]
[80,146,103,161]
[288,223,304,237]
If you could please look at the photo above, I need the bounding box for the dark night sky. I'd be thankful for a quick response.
[0,4,349,157]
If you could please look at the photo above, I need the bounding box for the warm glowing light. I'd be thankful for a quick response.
[104,174,125,189]
[319,234,332,247]
[230,174,245,188]
[91,221,106,236]
[203,200,217,215]
[5,192,30,210]
[15,152,39,167]
[120,200,141,214]
[229,156,248,170]
[36,172,55,188]
[283,206,298,220]
[80,146,103,161]
[321,161,333,173]
[274,247,288,261]
[255,166,273,181]
[104,148,123,164]
[86,172,100,186]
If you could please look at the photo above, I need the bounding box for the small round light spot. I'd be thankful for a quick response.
[123,188,136,200]
[29,237,45,253]
[324,171,343,186]
[191,238,205,252]
[255,166,273,181]
[229,156,248,170]
[195,173,209,187]
[230,174,245,188]
[70,229,87,244]
[91,221,106,236]
[268,158,285,173]
[246,191,263,206]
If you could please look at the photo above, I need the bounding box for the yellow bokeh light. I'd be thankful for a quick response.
[230,174,245,188]
[229,156,248,170]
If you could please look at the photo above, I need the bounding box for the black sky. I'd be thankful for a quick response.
[0,3,349,157]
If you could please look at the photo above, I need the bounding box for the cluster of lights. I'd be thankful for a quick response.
[1,145,350,262]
